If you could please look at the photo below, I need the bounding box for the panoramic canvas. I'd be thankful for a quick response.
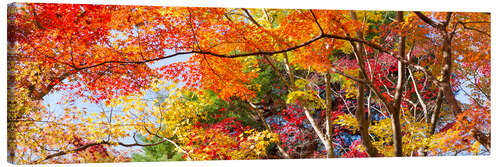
[7,3,490,164]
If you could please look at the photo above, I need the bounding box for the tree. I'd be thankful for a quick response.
[7,3,490,164]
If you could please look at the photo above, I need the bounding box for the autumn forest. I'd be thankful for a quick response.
[6,3,490,164]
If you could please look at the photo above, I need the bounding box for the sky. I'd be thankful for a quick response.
[42,50,192,153]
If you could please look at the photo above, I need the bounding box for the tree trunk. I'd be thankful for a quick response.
[390,11,405,157]
[356,83,379,156]
[325,73,334,158]
[349,11,380,157]
[303,108,334,158]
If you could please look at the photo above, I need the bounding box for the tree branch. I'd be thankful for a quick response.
[74,32,394,71]
[457,21,490,37]
[408,67,428,122]
[242,8,263,28]
[247,101,292,159]
[309,9,324,34]
[35,139,170,163]
[414,11,439,29]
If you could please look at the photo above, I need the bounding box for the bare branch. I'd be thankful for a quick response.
[242,8,263,27]
[329,67,367,84]
[409,67,428,122]
[309,9,324,34]
[247,101,292,159]
[458,21,490,37]
[414,11,439,29]
[35,139,169,163]
[443,12,453,28]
